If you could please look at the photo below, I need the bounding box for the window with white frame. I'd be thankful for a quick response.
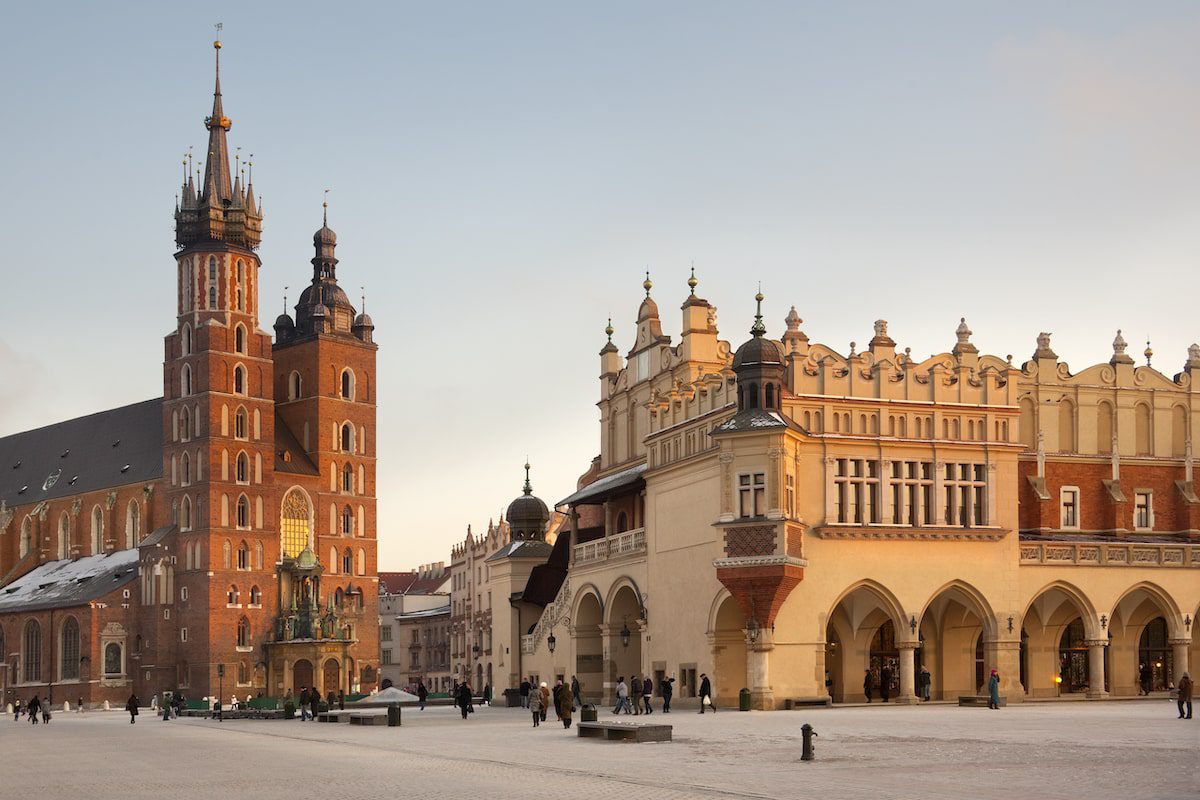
[890,460,934,526]
[1060,487,1080,529]
[943,462,987,527]
[382,649,392,665]
[834,458,880,524]
[785,472,795,518]
[1134,491,1153,530]
[738,473,765,518]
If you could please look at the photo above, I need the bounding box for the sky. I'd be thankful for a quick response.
[1,2,1197,570]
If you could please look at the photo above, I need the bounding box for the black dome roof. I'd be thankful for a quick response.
[733,336,783,371]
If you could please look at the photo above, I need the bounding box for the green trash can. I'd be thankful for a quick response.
[387,703,401,727]
[580,703,597,722]
[739,688,751,711]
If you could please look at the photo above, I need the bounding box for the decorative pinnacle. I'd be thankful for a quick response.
[323,188,330,226]
[643,270,653,297]
[1144,337,1153,366]
[750,284,766,336]
[283,287,288,315]
[687,263,698,296]
[605,317,614,343]
[523,461,533,496]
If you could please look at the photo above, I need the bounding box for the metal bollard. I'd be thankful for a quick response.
[801,723,818,761]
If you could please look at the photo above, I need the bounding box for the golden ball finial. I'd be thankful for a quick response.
[643,270,653,296]
[213,40,222,49]
[755,291,764,303]
[605,319,614,337]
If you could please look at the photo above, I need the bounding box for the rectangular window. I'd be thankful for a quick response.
[785,473,795,518]
[738,473,765,518]
[180,628,188,643]
[942,462,988,527]
[833,459,881,524]
[381,649,392,665]
[1134,491,1153,530]
[1060,487,1080,529]
[381,626,392,642]
[636,350,649,382]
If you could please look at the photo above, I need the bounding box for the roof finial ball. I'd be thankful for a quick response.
[1145,338,1153,367]
[687,264,698,296]
[605,317,614,344]
[643,270,653,298]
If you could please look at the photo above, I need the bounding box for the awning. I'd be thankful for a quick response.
[557,462,647,507]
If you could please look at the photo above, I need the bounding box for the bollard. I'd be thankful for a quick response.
[387,702,401,727]
[800,723,818,761]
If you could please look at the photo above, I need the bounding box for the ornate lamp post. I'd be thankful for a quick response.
[620,618,631,649]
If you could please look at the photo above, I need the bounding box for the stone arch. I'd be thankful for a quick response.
[1021,580,1101,637]
[572,583,605,621]
[825,580,910,703]
[916,580,998,699]
[603,576,646,616]
[1109,581,1186,694]
[825,579,908,634]
[1021,581,1103,698]
[917,579,998,640]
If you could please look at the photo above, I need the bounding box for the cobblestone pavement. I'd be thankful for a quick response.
[2,700,1193,799]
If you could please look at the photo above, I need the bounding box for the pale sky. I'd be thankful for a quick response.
[1,2,1197,570]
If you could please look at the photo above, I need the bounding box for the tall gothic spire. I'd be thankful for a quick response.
[202,39,234,205]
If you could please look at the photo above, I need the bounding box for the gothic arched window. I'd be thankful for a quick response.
[58,513,70,560]
[236,496,250,530]
[90,506,104,554]
[342,505,353,536]
[236,617,250,648]
[235,324,246,354]
[236,452,249,484]
[288,371,302,400]
[234,365,246,395]
[23,620,42,682]
[280,489,312,559]
[235,406,248,440]
[20,516,32,557]
[341,368,355,400]
[60,617,80,681]
[126,500,140,548]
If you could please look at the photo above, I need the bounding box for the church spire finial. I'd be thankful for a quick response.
[751,283,766,337]
[323,188,329,226]
[643,270,652,297]
[523,460,533,496]
[688,263,698,296]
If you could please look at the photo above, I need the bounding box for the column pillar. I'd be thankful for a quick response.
[746,629,775,710]
[597,623,617,706]
[1169,639,1191,688]
[896,642,918,704]
[984,638,1024,702]
[1085,640,1109,699]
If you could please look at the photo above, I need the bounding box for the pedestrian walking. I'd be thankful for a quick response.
[13,698,22,721]
[571,675,582,710]
[539,682,550,722]
[483,683,492,707]
[863,669,874,703]
[558,683,574,729]
[417,681,428,711]
[1138,662,1152,696]
[77,696,84,714]
[630,675,642,715]
[520,677,531,709]
[698,673,716,713]
[28,695,42,725]
[298,687,311,721]
[338,689,345,711]
[457,681,473,719]
[880,666,892,702]
[642,674,654,714]
[1177,672,1193,720]
[40,697,51,724]
[987,668,1001,710]
[528,681,543,727]
[660,676,674,713]
[553,680,564,721]
[308,688,320,721]
[613,677,630,715]
[125,694,139,724]
[920,666,932,702]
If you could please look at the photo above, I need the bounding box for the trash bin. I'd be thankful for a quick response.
[581,703,598,722]
[739,688,751,711]
[387,703,401,727]
[504,688,522,708]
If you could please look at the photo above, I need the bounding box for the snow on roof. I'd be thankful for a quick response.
[0,549,139,614]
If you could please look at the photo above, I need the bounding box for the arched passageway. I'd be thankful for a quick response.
[607,584,644,705]
[573,592,604,704]
[1108,584,1180,695]
[711,594,747,706]
[825,583,907,703]
[916,583,993,700]
[1022,585,1104,698]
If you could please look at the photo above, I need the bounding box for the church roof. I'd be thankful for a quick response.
[273,415,320,476]
[0,398,162,509]
[0,549,139,614]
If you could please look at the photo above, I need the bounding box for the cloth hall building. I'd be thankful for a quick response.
[511,274,1200,709]
[0,42,380,709]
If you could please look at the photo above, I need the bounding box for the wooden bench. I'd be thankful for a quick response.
[958,695,1006,707]
[784,697,832,709]
[577,721,672,742]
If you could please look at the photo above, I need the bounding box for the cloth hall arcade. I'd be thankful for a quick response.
[0,41,380,708]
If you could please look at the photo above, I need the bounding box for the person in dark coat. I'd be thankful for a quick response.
[880,666,892,702]
[28,695,41,725]
[863,669,875,703]
[1138,663,1152,696]
[482,683,492,707]
[417,681,428,711]
[40,697,50,724]
[660,676,674,713]
[571,675,582,710]
[642,674,654,714]
[987,669,1001,710]
[698,673,715,713]
[519,677,531,709]
[457,681,473,719]
[557,683,574,729]
[919,666,932,701]
[1176,672,1193,719]
[308,688,320,720]
[125,694,139,724]
[13,698,23,721]
[338,689,345,710]
[630,675,642,715]
[298,687,310,721]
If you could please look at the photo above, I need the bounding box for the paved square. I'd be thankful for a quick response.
[3,701,1192,799]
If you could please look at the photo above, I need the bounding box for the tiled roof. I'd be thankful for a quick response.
[274,414,320,476]
[379,568,450,596]
[0,399,162,509]
[0,549,139,614]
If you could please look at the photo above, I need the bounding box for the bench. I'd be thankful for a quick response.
[316,711,353,723]
[348,713,389,726]
[958,695,1006,707]
[784,697,832,709]
[577,721,672,742]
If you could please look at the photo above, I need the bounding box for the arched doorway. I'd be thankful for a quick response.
[607,584,643,703]
[1022,584,1098,698]
[870,621,900,699]
[293,659,313,692]
[711,594,747,706]
[1138,618,1172,693]
[574,591,603,704]
[322,658,340,696]
[916,582,993,699]
[1058,619,1089,693]
[825,582,905,703]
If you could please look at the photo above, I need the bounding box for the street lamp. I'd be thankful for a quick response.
[620,618,631,649]
[746,616,761,644]
[547,631,556,654]
[472,643,480,658]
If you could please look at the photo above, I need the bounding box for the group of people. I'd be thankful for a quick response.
[289,686,344,720]
[12,696,53,724]
[527,679,575,728]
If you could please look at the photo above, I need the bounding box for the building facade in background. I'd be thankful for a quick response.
[0,41,380,709]
[508,275,1199,709]
[378,564,450,692]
